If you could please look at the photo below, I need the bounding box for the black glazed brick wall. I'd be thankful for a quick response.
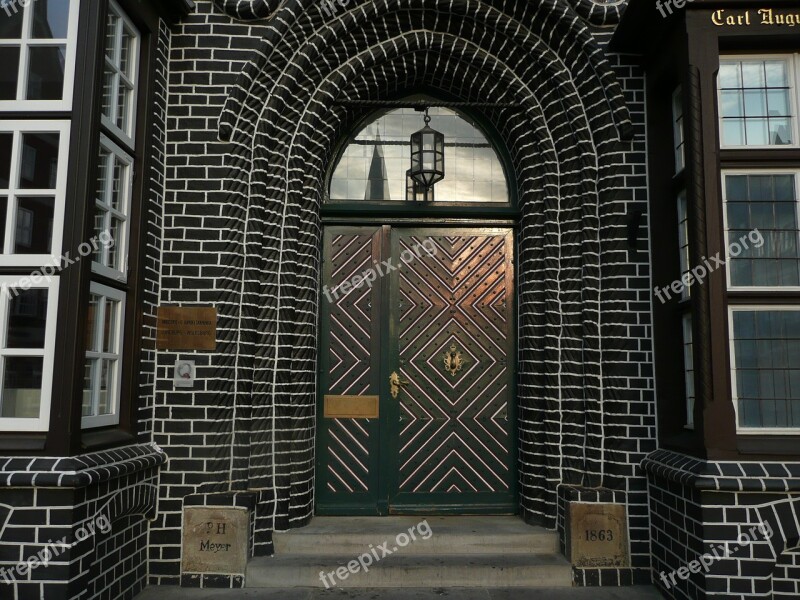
[645,450,800,600]
[0,446,163,600]
[147,1,273,584]
[138,18,173,444]
[148,0,655,583]
[774,549,800,598]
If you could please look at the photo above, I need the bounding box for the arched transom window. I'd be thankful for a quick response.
[328,107,509,204]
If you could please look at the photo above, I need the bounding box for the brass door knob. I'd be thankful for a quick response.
[389,371,409,399]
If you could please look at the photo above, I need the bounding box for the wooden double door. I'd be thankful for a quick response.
[316,226,516,515]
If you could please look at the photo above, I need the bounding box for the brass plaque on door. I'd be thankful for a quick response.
[324,395,379,419]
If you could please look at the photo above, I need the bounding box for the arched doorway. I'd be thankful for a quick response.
[316,103,517,515]
[213,1,633,546]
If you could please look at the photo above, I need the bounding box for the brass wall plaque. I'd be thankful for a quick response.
[157,307,217,350]
[182,507,249,574]
[567,503,629,568]
[324,395,379,419]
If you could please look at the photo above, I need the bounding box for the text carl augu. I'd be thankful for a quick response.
[712,8,800,27]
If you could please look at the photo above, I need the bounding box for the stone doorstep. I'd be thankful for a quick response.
[273,515,559,556]
[135,586,666,599]
[246,552,573,588]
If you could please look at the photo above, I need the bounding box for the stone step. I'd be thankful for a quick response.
[246,553,573,588]
[273,516,559,556]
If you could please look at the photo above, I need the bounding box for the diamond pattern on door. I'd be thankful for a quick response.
[397,233,513,495]
[324,232,378,493]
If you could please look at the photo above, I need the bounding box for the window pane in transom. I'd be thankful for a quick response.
[329,107,508,203]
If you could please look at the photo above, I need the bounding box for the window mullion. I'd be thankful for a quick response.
[15,4,33,102]
[796,172,800,284]
[112,17,124,130]
[0,292,7,416]
[103,152,115,267]
[4,132,19,256]
[92,298,106,419]
[16,44,27,103]
[7,198,20,257]
[1,349,46,358]
[794,54,800,144]
[0,291,8,355]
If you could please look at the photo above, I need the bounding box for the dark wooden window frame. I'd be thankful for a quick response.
[685,9,800,459]
[0,0,178,454]
[642,21,709,456]
[636,6,800,459]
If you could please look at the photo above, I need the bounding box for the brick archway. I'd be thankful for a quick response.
[211,0,634,552]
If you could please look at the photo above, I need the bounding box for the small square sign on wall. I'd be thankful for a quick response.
[182,507,249,575]
[567,503,630,568]
[173,360,196,388]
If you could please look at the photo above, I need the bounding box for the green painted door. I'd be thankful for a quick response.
[316,226,516,515]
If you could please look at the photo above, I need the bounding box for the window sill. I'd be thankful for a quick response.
[0,434,46,452]
[737,435,800,457]
[81,428,135,452]
[719,148,800,165]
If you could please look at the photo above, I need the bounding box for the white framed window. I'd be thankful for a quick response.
[82,282,124,429]
[672,87,685,173]
[0,275,59,432]
[729,306,800,433]
[92,135,131,281]
[100,0,140,146]
[0,0,80,111]
[722,171,800,290]
[718,55,799,148]
[0,120,69,268]
[682,313,695,429]
[677,190,691,299]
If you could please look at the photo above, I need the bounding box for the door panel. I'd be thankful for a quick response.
[316,226,516,515]
[316,227,383,514]
[389,229,515,512]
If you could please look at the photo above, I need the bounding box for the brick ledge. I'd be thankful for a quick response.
[641,448,800,491]
[0,442,167,488]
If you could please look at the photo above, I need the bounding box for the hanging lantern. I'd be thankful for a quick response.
[409,108,444,190]
[406,169,434,202]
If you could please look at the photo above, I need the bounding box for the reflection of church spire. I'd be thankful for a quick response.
[365,133,391,201]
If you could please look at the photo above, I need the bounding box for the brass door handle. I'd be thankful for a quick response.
[389,371,409,399]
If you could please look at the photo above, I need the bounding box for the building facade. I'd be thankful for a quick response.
[0,0,796,598]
